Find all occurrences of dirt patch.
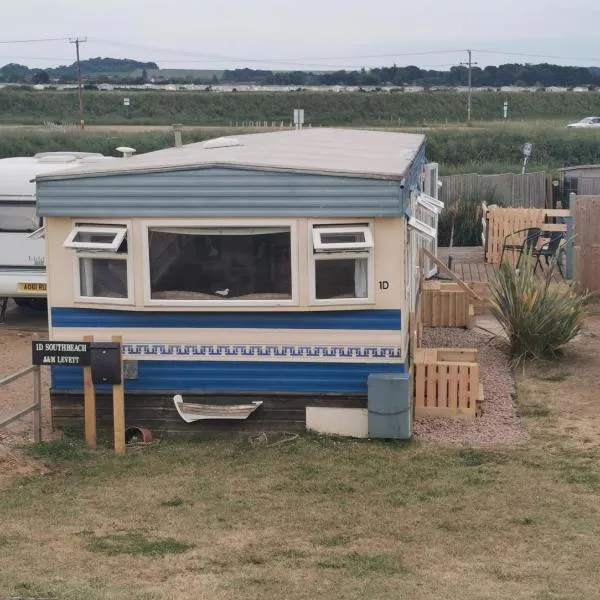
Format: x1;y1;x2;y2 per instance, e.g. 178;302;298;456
516;314;600;450
414;326;528;446
0;444;48;487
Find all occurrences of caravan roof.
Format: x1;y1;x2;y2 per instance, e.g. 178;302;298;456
0;152;116;198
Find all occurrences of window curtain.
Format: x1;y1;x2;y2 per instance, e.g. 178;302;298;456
79;257;95;296
0;204;38;232
354;258;368;298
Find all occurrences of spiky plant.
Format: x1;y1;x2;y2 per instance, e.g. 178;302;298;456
489;253;588;364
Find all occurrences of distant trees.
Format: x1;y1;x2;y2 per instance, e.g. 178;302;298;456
1;59;599;88
32;71;50;85
219;63;600;88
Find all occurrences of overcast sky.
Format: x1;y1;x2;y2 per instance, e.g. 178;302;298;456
2;0;599;71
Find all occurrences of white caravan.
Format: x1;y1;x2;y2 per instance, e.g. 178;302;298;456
0;152;117;317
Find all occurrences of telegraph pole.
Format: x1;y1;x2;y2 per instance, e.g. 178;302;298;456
69;36;87;129
460;49;477;123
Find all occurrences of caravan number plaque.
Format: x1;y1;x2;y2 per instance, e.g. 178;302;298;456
32;341;91;366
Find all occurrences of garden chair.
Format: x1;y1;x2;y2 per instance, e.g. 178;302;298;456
500;227;542;267
532;231;566;277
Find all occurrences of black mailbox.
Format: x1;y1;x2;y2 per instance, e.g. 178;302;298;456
90;342;122;385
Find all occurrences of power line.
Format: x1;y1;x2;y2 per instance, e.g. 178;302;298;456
0;56;72;61
0;37;71;44
474;49;600;63
89;37;465;64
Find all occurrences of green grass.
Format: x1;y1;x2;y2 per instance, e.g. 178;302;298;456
83;531;194;557
2;432;600;599
24;436;90;462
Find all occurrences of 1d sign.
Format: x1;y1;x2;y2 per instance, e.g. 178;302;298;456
32;341;91;366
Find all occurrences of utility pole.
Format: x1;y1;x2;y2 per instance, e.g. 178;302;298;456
69;36;87;129
460;49;477;123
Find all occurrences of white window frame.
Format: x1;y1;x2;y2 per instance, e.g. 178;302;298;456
309;222;374;306
408;216;436;240
69;222;134;305
141;220;299;307
63;225;128;252
424;162;440;199
312;225;373;252
413;192;442;279
417;193;444;214
27;226;46;240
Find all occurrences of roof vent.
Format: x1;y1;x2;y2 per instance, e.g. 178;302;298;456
203;137;242;150
116;146;137;158
34;152;104;163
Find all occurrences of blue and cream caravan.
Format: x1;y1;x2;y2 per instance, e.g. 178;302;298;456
35;128;441;438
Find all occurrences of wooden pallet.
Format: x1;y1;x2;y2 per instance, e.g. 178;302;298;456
420;281;475;327
414;348;479;419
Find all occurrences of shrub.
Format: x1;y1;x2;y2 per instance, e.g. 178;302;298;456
489;254;588;364
438;190;498;247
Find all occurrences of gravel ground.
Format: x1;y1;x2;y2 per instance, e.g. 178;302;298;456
414;326;528;446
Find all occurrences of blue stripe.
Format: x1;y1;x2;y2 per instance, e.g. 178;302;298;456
50;307;401;330
51;360;407;394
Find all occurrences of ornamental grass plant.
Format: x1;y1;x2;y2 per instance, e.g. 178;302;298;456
489;252;588;364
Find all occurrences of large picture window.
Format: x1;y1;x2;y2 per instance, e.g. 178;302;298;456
311;224;373;303
63;224;131;303
147;227;293;302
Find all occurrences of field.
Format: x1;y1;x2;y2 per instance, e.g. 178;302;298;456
3;89;600;126
1;315;600;599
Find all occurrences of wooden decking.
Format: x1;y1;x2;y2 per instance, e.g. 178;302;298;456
437;246;565;284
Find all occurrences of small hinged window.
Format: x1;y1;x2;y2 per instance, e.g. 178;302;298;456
312;225;373;252
27;226;46;240
417;193;444;214
63;225;127;252
408;216;436;240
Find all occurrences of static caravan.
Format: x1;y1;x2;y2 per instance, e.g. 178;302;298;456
36;128;441;438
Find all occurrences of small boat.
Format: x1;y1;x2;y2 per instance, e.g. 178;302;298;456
173;394;263;423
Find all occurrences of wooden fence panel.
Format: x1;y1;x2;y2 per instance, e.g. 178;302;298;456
440;171;547;209
573;196;600;292
486;208;570;264
413;348;479;418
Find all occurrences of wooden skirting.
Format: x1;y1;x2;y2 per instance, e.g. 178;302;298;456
413;348;480;418
50;392;367;438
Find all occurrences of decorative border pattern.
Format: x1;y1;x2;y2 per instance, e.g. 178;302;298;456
123;343;403;363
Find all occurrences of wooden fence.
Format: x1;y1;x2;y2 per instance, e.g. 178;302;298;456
485;208;571;265
414;348;481;418
573;195;600;292
440;171;548;208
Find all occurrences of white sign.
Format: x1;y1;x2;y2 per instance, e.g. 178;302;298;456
123;98;130;106
293;108;305;125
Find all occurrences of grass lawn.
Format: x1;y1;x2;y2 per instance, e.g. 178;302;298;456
1;316;600;600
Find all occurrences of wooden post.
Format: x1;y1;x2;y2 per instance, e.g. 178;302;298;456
32;365;42;443
83;335;96;450
112;335;125;456
32;333;42;443
566;193;576;280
